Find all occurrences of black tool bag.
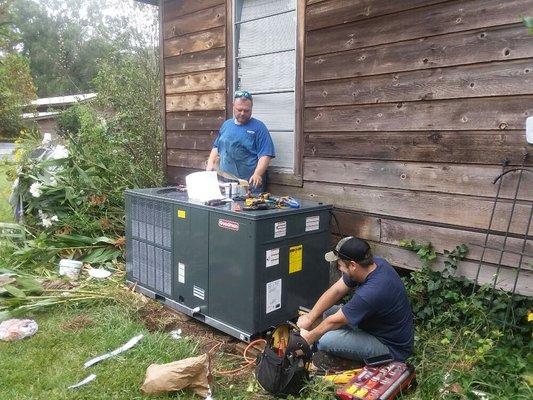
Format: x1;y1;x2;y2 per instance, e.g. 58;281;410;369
255;323;312;397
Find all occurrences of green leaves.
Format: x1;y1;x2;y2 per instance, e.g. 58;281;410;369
0;52;36;137
2;284;26;298
55;233;116;246
399;239;437;269
81;247;121;264
0;268;44;321
0;270;42;296
523;16;533;34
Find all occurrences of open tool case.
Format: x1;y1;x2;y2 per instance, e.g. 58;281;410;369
336;362;415;400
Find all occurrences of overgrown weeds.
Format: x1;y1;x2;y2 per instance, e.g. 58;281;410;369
399;240;532;399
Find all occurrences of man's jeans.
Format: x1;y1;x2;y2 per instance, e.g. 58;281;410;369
316;305;391;361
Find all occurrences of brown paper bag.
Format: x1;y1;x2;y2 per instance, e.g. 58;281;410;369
140;353;211;397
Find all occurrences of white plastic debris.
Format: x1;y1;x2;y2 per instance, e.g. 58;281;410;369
68;374;96;389
41;132;52;146
471;390;489;400
84;334;143;368
0;318;38;341
59;259;83;279
87;268;111;279
169;329;182;340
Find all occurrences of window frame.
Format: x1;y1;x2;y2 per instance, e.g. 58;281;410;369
226;0;304;187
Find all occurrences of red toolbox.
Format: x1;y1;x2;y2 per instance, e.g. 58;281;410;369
336;362;415;400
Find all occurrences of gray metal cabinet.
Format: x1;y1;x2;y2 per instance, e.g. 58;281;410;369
126;187;332;341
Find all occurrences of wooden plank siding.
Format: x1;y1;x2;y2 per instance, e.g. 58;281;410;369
306;0;528;56
300;0;532;293
303;158;533;201
304;131;530;166
162;0;227;184
163;0;225;22
305;0;450;31
163;4;225;39
305;25;533;81
305;59;533;107
165;69;225;94
158;0;533;293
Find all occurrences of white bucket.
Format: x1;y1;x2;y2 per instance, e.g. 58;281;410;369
59;259;83;278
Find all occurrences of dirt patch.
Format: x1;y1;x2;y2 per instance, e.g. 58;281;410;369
137;301;186;332
61;315;94;332
135;298;271;384
136;301;245;356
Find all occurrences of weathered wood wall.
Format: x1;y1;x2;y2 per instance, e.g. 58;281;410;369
276;0;533;296
162;0;227;182
161;0;533;295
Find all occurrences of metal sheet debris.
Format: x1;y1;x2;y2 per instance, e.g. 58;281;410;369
84;334;143;368
68;374;96;389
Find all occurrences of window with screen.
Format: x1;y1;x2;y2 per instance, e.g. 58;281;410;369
233;0;297;172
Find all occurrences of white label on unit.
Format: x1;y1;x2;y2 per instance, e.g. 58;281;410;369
193;285;205;300
266;279;282;314
178;262;185;284
305;215;320;232
274;221;287;238
266;248;280;268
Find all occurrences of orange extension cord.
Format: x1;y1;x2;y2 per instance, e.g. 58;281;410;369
213;338;267;376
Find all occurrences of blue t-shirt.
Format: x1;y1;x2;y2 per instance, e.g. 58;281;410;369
341;257;414;361
213;118;275;191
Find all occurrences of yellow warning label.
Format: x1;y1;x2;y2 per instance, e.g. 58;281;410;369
177;210;186;219
289;245;303;274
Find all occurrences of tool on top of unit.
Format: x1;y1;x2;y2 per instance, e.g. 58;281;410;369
240;193;301;211
217;170;249;198
277;196;300;208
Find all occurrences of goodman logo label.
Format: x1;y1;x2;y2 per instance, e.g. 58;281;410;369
218;219;239;231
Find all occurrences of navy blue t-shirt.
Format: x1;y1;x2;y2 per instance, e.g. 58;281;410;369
213;118;275;192
341;257;414;361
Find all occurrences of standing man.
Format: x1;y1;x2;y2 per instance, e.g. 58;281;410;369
206;90;275;193
297;237;414;366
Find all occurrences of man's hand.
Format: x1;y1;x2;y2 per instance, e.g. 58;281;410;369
297;314;313;330
299;328;315;346
249;173;262;188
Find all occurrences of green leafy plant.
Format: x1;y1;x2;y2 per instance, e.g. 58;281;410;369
399;239;437;268
401;240;532;399
0;53;37;138
523;15;533;34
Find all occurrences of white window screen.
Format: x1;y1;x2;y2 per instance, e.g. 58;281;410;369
234;0;296;171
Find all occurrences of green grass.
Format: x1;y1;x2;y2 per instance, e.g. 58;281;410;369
1;295;530;400
0;163;14;222
0;302;260;400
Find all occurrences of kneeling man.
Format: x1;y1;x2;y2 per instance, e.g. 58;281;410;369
298;237;414;364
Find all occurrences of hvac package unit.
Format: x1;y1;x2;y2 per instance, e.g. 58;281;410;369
125;187;332;341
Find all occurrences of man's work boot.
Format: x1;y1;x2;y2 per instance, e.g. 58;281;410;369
311;351;363;374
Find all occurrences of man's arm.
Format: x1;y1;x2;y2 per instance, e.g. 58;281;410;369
206;148;219;171
297;277;350;330
249;155;271;187
300;308;349;345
